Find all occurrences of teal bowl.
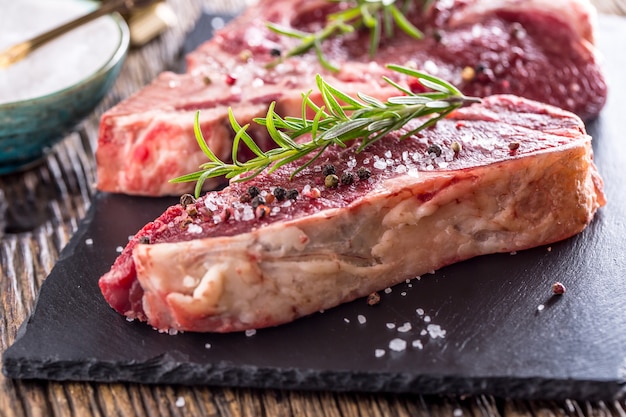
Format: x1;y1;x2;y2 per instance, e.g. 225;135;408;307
0;11;129;174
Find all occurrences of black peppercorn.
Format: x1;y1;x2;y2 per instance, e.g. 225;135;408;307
427;144;442;157
180;193;196;208
286;189;299;200
270;48;281;57
247;186;261;198
341;172;354;185
322;164;336;176
273;186;287;201
138;236;150;244
251;195;266;208
357;167;371;180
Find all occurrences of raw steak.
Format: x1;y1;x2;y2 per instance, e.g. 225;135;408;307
98;95;606;333
96;0;607;196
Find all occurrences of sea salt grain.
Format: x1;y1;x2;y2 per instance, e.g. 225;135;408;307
375;349;386;358
175;396;185;408
0;0;122;104
386;323;396;330
357;315;367;324
389;338;407;352
85;238;93;246
204;343;212;349
412;340;423;349
416;308;424;316
245;329;257;337
115;246;123;253
427;324;447;339
397;323;412;333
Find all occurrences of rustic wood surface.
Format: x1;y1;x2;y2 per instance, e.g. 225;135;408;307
1;0;624;415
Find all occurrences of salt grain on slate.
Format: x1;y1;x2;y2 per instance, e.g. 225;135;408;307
412;340;423;349
115;246;123;253
397;323;412;333
427;324;447;339
357;315;367;324
175;396;185;408
386;323;396;329
384;287;392;294
245;329;257;337
375;349;386;358
389;338;407;352
416;308;424;316
423;315;431;323
537;304;545;312
85;238;93;245
204;343;211;349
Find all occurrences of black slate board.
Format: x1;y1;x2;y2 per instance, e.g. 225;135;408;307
3;14;626;401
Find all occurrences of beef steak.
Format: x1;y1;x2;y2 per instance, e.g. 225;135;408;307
98;95;606;333
96;0;607;196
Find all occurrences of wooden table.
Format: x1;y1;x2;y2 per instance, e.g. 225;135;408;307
1;1;625;415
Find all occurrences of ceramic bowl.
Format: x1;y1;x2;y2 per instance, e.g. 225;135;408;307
0;10;129;174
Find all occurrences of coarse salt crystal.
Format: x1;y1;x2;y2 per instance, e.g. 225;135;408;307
175;396;185;408
384;287;392;294
204;343;211;349
423;315;431;323
384;150;392;158
416;308;424;316
386;323;396;330
245;329;257;337
537;304;545;311
357;315;367;324
373;160;387;170
401;292;407;296
397;323;412;333
427;324;447;339
375;349;386;358
389;338;407;352
115;246;123;253
453;408;463;417
344;318;350;324
412;340;423;349
85;238;93;245
187;224;203;234
420;329;427;336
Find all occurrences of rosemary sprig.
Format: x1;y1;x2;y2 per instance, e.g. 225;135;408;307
171;65;481;198
267;0;424;72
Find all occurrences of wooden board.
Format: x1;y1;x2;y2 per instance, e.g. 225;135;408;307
3;14;626;401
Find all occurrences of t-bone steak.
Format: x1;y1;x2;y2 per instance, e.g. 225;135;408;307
98;95;606;333
96;0;607;196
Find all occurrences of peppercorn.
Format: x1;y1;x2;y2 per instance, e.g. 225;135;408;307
367;292;381;306
322;164;336;176
509;142;520;151
248;186;261;198
286;189;299;200
239;193;252;203
251;195;266;208
255;205;270;219
138;236;150;244
357;167;371;180
427;144;442;157
180;193;196;208
186;206;198;218
265;194;275;204
451;141;462;153
433;30;443;43
220;207;232;222
270;47;281;57
273;186;287;201
341;172;354;185
325;174;339;188
552;282;566;295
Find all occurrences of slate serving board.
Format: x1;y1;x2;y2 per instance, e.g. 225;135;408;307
3;14;626;401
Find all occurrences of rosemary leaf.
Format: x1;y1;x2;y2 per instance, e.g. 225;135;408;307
172;65;480;197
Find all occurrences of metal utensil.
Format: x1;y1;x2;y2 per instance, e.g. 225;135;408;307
0;0;155;69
